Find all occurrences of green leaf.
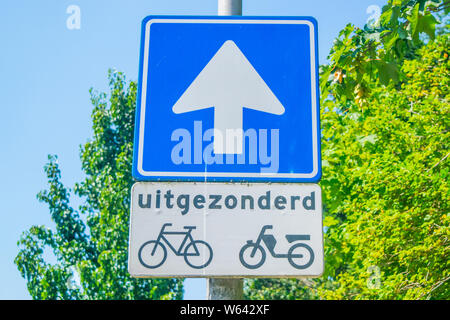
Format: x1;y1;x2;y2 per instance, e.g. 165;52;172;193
418;14;439;40
324;216;340;227
384;32;400;51
377;61;400;85
408;3;421;43
357;134;378;146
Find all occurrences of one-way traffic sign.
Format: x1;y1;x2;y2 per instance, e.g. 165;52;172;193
132;16;321;182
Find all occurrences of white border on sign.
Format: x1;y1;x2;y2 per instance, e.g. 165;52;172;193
137;19;319;179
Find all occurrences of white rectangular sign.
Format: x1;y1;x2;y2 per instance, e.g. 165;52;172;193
128;182;323;277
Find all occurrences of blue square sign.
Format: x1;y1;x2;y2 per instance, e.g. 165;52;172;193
132;16;321;182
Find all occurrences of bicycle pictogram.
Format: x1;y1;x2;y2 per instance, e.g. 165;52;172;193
239;225;314;269
138;223;213;269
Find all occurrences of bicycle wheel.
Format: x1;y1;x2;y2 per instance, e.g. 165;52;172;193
184;240;213;269
138;240;167;269
287;243;314;269
239;243;266;269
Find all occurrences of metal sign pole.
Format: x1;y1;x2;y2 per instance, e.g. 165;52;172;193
218;0;242;16
206;0;244;300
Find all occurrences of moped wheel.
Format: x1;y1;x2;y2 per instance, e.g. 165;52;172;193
184;240;213;269
239;243;266;269
138;240;167;269
287;243;314;269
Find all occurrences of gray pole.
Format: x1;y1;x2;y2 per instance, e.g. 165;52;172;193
206;0;244;301
207;278;243;300
218;0;242;15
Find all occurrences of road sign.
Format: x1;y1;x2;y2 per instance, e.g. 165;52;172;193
132;16;321;182
128;182;323;277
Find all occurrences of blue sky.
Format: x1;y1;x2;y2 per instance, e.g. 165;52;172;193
0;0;386;299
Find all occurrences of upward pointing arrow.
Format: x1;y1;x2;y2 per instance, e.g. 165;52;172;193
172;40;285;154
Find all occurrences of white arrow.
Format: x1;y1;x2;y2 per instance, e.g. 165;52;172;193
172;40;285;154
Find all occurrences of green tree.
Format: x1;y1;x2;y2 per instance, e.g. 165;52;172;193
245;0;449;300
318;34;449;299
15;71;183;300
321;0;447;107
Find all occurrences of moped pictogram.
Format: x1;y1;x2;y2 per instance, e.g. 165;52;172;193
239;225;314;269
